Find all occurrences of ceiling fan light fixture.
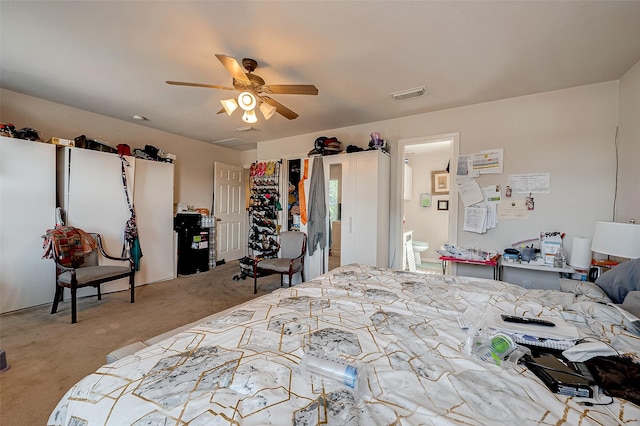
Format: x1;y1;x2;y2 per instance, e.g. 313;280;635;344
238;91;257;111
168;55;317;121
259;102;277;120
242;109;258;124
220;98;238;115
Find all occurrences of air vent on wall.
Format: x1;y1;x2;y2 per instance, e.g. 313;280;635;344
390;86;428;102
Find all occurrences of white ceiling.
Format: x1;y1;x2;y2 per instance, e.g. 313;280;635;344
2;1;640;151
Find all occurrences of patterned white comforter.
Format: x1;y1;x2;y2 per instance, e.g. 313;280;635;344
49;264;640;425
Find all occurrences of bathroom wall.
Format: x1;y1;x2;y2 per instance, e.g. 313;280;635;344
403;144;450;262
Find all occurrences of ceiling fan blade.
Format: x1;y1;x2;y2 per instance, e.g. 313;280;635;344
216;108;226;115
262;84;319;95
166;81;235;90
215;54;251;84
262;96;299;120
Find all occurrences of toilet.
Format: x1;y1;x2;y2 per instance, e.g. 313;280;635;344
412;241;429;265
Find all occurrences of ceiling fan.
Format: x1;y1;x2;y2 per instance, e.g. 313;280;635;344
167;54;318;121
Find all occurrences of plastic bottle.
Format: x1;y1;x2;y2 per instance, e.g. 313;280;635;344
554;242;565;268
475;333;516;366
299;352;366;396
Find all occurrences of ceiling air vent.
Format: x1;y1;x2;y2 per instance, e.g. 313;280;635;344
234;126;260;133
210;138;257;151
390;86;428;102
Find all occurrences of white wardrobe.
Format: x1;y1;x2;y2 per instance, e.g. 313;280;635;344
323;150;390;268
1;137;57;313
57;147;175;297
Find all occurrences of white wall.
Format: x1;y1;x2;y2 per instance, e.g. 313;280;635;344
617;59;640;223
259;81;620;282
0;89;253;211
3;73;633;285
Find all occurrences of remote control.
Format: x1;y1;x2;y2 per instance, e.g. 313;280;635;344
501;314;555;327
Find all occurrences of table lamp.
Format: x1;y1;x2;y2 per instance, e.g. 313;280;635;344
590;220;640;260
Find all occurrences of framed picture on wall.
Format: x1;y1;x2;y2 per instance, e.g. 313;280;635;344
431;170;450;195
437;200;449;211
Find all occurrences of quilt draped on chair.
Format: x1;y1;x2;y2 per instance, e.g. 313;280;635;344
42;226;97;267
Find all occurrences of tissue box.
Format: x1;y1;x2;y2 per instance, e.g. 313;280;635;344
540;232;562;265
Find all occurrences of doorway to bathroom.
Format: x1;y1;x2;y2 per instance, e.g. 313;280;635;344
397;133;459;272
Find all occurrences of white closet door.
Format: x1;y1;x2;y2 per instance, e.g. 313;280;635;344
0;137;56;313
338;150;390;268
64;148;134;295
134;159;175;284
351;151;380;266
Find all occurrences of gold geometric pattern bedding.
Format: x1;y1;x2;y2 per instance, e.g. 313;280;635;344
49;264;640;425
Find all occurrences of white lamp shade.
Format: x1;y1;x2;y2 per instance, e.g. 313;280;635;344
591;221;640;259
242;109;258;124
220;98;238;115
259;102;277;120
237;92;257;111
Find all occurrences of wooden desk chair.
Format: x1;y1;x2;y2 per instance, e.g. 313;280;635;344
44;227;135;323
253;231;306;294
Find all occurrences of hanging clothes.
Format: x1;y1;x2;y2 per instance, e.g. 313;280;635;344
120;156;142;271
298;158;309;225
306;156;326;256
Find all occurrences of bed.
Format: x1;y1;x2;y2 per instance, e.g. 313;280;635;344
49;264;640;425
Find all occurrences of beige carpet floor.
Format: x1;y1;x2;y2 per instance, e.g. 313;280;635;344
0;260;284;426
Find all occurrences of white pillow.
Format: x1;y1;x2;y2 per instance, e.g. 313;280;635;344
559;278;612;303
620;291;640;318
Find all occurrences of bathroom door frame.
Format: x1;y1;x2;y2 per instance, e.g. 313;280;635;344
393;132;459;272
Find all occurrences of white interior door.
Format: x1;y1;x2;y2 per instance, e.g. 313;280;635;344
214;162;244;262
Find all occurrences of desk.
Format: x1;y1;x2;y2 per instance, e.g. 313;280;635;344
501;261;574;276
439;255;501;280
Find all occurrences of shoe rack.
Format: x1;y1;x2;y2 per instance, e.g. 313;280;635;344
248;160;281;260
